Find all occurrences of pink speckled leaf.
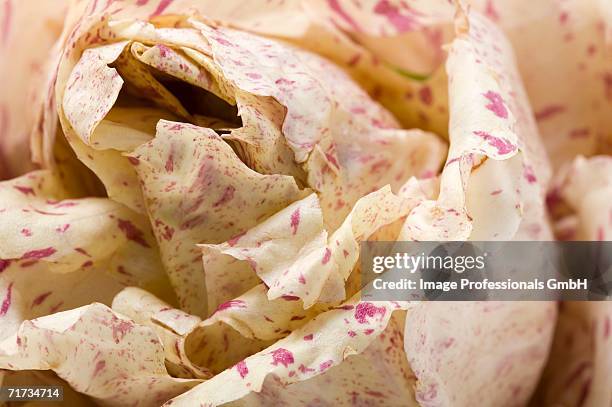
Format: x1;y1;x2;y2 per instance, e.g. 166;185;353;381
0;170;175;340
129;41;232;104
130;120;306;316
532;302;612;407
223;91;307;181
468;0;612;169
58;39;147;213
62;41;129;146
200;193;328;312
401;8;552;241
404;301;557;406
0;303;201;406
112;287;210;379
112;285;311;378
238;312;420;406
59;35;203;212
112;287;420;406
548;155;612;241
191;20;447;220
165;296;410;406
305;112;446;230
181;0;453;137
190;20;351;163
202;184;425;310
537;150;612;407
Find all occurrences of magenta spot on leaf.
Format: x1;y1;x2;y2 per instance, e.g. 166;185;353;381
545;188;562;210
324;152;340;170
303;334;313;341
534;105;566;121
370;160;391;173
523;165;537;184
111;318;134;344
563;361;591;387
150;0;173;18
347;54;361;66
33;209;66;216
322;248;332;265
236;360;248;378
227;231;246;247
319;360;333;372
347;330;357;337
298;274;306;285
165;154;174;172
275;78;295;86
117;219;150;248
0;282;13;316
54;201;78;208
156;219;175;241
21;247;56;260
484;0;499;21
577;379;591;407
327;0;362;32
373;0;415;32
49;301;63;313
158;225;173;241
418;86;433;105
127;156;140;165
157;44;171;58
569;128;590;139
473;131;516;155
290;208;301;235
92;360;106;377
215;299;247;314
441;337;455;348
281;295;300;301
214;36;232;46
298;364;315;374
482;91;508;118
354;302;386;324
55;224;70;233
213;186;236;207
31;291;52;308
271;348;294;368
13;186;35;196
75;248;90;257
0;259;11;273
